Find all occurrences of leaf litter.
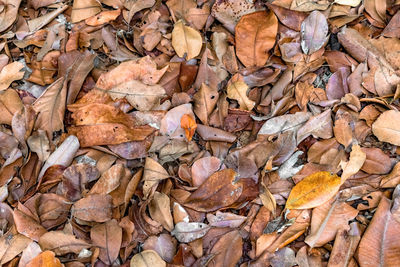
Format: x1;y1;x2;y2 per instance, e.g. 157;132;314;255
0;0;400;266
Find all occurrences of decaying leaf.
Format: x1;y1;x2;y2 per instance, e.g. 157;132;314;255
171;222;210;243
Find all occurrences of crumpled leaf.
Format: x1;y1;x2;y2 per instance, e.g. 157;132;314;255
0;62;25;90
301;10;329;55
235;10;278;67
171;222;210;243
372;110;400;146
227;81;255;111
171;20;202;60
27;130;51;162
286;171;341;210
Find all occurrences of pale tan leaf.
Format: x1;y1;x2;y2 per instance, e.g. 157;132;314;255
171;20;202;60
340;144;366;183
0;62;25;91
372;110;400;146
227;81;255;111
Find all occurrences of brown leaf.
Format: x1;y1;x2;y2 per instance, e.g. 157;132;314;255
171;222;210;243
191;156;221;187
0;62;25;91
305;197;358;247
143;234;177;263
71;194;113;223
356;196;400;266
26;250;62;267
171;20;202;60
360;147;392;174
300;11;329;55
193;83;219;125
130;250;166;267
0;0;21;32
27;130;50;162
208;230;242;267
372;110;400;146
142;157;169;199
266;3;306;31
227;81;255;111
297;109;333;144
71;0;101;23
383;11;400;38
149;192;174;232
340;144;366;183
184;169;242;212
91;219;122;265
286;171;341;210
235;11;278;67
0;89;23;125
32;77;67;140
13;209;47;241
38;231;90;255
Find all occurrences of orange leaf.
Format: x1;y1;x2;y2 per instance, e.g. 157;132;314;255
286;171;341;209
180;114;197;141
26;251;62;267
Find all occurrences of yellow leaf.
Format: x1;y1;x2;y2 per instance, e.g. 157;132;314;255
172;20;202;60
286;171;341;210
227;81;255;111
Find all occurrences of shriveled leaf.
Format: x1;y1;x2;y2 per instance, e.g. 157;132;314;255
27;130;51;162
301;10;329;55
227;81;255;111
171;222;210;243
130;250;166;267
286;171;341;209
172;20;202;60
372;110;400;146
235;11;278;67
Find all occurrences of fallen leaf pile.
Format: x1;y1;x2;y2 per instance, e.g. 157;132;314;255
2;0;400;266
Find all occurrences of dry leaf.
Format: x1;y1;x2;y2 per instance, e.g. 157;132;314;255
0;89;23;125
171;222;210;243
286;171;341;210
301;10;329;55
71;0;101;23
130;250;166;267
171;20;202;60
91;219;122;265
372;110;400;146
149;192;174;231
235;11;278;67
180;114;197;141
227;81;255;111
26;250;62;267
340;144;366;183
0;62;25;90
